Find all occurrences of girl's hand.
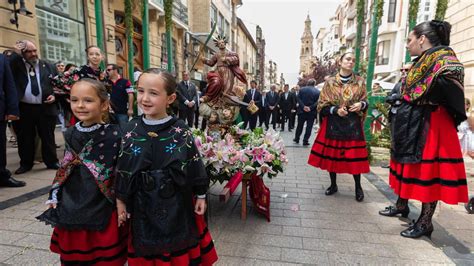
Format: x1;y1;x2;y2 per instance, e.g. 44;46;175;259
349;102;363;112
337;106;348;117
194;198;207;215
116;199;128;227
48;203;57;209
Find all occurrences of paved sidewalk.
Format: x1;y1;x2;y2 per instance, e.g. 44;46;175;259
0;128;473;265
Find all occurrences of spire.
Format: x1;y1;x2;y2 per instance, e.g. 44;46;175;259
302;14;313;39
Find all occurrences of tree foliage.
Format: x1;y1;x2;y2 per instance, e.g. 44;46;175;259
435;0;448;20
298;61;337;87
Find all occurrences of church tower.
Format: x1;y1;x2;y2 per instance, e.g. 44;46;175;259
299;14;314;75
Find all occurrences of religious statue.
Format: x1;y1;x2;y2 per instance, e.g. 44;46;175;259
199;34;247;125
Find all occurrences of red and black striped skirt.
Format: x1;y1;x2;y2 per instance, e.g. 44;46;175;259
127;213;218;266
389;106;468;204
50;210;128;266
308;117;370;174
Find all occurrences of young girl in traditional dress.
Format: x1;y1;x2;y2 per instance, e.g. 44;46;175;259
116;68;218;265
37;78;127;265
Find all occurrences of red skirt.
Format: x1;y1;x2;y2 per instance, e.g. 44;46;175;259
50;211;128;266
308;117;370;174
127;213;218;266
389;107;468;204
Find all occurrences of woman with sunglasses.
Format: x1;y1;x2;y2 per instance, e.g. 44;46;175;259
379;20;468;238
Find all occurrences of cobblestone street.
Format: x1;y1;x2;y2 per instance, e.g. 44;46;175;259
0;129;472;265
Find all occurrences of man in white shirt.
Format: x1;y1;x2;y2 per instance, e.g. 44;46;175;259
9;40;59;174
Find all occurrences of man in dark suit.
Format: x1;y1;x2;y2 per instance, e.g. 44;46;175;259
293;79;320;146
0;54;24;187
278;84;296;132
258;90;268;129
266;84;280;130
176;72;197;127
289;85;300;130
9;40;59;174
242;80;262;130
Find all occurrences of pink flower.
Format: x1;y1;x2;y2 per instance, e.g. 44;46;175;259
174;127;182;133
414;86;423;94
425;76;433;86
125;132;132;139
432;63;442;73
403;95;411;101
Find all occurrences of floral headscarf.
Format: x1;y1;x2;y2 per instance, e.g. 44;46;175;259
402;46;464;103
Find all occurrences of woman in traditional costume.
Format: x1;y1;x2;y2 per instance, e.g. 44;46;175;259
116;68;218;265
37;78;127;265
308;51;370;202
379;20;468;238
51;45;110;126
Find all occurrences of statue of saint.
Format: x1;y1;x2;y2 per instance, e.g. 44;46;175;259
199;34;247;124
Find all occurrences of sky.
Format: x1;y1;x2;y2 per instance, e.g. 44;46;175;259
237;0;342;86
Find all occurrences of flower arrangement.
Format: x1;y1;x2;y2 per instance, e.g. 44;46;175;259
193;123;288;184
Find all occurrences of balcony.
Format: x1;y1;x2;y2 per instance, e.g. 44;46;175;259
172;1;188;29
344;23;356;40
347;8;356;19
148;0;188;29
149;0;164;12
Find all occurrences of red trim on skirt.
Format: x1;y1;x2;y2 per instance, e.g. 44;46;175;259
308;117;370;174
50;210;128;266
127;213;218;266
389;106;468;204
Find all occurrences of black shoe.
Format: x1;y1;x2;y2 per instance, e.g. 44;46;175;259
355;187;364;202
14;166;32;175
0;177;26;187
400;223;433;239
379;205;410;218
46;163;60;170
302;142;310;146
325;185;338;195
293;139;299;144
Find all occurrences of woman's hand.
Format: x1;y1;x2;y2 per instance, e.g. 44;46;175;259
48;203;57;209
116;199;129;227
194;198;207;215
349;102;363;112
337;106;348;117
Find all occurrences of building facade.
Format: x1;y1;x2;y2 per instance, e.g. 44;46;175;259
236;17;257;85
446;0;474;100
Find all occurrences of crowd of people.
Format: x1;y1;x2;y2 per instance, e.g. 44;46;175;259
0;18;472;265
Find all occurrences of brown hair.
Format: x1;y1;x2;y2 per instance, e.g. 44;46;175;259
85;45;102;54
72;78;110;121
138;68;177;95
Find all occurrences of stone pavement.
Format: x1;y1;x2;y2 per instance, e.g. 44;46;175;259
0;127;473;265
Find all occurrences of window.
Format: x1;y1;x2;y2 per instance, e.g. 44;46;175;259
210;4;217;24
425;15;429;21
218;14;225;35
225;21;230;40
376;40;390;65
36;0;86;65
425;1;430;11
160;34;178;75
388;0;397;23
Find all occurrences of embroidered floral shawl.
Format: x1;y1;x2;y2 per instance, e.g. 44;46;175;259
317;73;367;114
51;124;121;203
402;46;464;103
